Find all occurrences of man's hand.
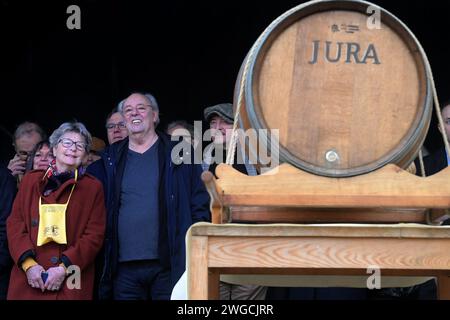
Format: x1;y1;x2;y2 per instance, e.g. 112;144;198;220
26;264;46;292
7;154;26;177
44;266;66;291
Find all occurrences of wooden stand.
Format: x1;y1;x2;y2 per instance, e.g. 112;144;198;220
202;163;450;224
187;163;450;299
187;222;450;299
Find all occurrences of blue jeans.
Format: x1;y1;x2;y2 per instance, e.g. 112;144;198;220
113;260;171;300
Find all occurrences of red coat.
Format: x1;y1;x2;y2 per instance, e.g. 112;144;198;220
7;170;105;300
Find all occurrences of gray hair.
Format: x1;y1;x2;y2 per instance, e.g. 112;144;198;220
166;120;194;137
49;121;93;152
13;122;47;146
118;92;160;126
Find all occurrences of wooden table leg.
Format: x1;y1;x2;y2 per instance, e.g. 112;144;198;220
438;275;450;300
188;236;209;299
208;270;220;300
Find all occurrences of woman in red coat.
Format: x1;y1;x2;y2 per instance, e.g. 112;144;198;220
7;122;105;300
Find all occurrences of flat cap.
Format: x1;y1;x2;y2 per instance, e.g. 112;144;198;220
204;103;234;124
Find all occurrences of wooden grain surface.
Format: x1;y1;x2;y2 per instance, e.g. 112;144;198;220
207;236;450;271
187;236;209;299
187;223;450;299
229;207;427;224
191;222;450;239
214;163;450;208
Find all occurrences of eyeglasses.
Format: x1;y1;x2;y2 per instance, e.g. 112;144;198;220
106;122;127;130
58;138;87;151
123;104;152;117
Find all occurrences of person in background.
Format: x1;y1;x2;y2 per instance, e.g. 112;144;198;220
416;99;450;176
25;140;54;172
203;103;265;300
203;103;257;177
84;137;106;167
0;164;17;299
6;121;105;300
84;103;129;195
166;120;194;137
166;120;200;149
105;106;128;145
7;122;46;186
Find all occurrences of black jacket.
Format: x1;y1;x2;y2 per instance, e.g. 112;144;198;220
0;165;16;271
87;133;210;299
415;148;446;177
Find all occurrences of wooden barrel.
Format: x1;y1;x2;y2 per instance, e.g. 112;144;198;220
234;0;432;177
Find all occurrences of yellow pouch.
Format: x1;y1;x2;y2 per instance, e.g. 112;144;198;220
37;169;77;246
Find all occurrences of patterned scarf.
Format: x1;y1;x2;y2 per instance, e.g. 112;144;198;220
43;159;85;196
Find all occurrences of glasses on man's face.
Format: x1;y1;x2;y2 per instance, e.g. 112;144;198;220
123;104;152;117
106;122;127;130
58;138;87;151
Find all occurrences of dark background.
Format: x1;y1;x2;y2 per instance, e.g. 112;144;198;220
1;0;449;163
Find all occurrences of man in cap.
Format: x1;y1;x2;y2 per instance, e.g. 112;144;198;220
203;103;265;300
203;103;257;177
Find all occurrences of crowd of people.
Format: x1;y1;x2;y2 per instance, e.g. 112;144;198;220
1;92;449;300
0;92;211;300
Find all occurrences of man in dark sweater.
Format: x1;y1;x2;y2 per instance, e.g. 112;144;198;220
88;92;210;300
